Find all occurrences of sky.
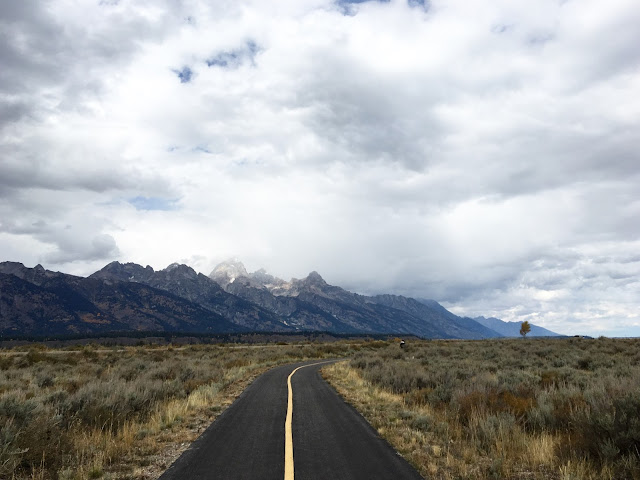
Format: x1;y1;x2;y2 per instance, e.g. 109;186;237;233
1;0;639;337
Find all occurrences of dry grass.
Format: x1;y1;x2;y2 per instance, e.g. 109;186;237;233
0;341;361;479
323;337;640;480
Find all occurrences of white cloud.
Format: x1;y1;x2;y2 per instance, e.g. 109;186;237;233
1;0;639;336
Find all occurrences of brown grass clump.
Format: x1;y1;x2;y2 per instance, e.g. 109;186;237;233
323;337;640;480
0;341;360;479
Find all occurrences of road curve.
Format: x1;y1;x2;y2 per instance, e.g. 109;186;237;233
159;360;424;480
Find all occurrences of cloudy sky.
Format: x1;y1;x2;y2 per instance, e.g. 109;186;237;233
1;0;639;336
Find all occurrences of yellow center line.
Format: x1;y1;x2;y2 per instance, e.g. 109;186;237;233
284;360;336;480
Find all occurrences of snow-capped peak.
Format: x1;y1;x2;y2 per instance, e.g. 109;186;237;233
209;259;249;284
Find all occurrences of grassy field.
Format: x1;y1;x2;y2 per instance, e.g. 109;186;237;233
323;337;640;480
0;341;360;479
4;337;639;479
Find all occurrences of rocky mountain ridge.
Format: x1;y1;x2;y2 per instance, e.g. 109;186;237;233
90;261;289;331
208;260;502;339
0;259;558;339
0;262;242;336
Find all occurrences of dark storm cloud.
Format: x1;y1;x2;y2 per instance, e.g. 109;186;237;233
0;157;131;194
0;204;120;266
44;233;120;265
0;140;173;198
0;0;185;120
295;57;445;170
0;98;33;128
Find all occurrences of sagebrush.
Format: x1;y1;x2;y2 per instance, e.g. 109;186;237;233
0;341;358;479
325;337;640;480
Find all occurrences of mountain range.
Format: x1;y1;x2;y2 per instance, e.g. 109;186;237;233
0;260;559;339
474;316;561;337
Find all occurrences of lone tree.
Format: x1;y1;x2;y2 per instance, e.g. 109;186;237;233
520;321;531;338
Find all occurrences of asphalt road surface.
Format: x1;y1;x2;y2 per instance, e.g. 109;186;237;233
159;360;424;480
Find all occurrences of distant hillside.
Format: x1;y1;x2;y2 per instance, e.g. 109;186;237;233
474;316;561;337
372;295;501;340
209;260;502;339
0;262;243;337
1;259;505;340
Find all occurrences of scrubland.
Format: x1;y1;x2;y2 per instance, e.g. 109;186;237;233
324;337;640;480
0;341;357;479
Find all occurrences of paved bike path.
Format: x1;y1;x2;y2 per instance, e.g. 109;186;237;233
159;360;424;480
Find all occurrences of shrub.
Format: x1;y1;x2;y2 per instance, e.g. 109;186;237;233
0;419;22;477
411;414;432;432
37;374;55;388
470;412;518;453
568;389;640;462
333;338;640;479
